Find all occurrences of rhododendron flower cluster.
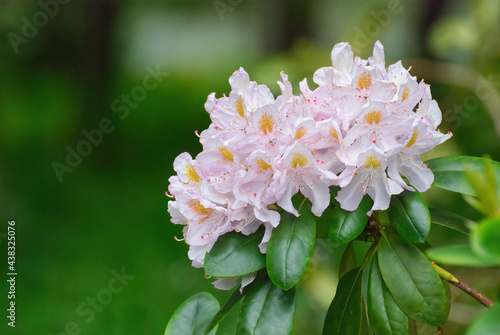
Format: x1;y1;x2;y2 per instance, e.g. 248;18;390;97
167;41;451;269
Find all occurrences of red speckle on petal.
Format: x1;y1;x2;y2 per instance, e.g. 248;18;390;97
314;183;317;186
207;179;210;182
215;126;219;129
421;117;424;120
372;140;376;143
307;99;310;102
253;193;257;197
201;236;204;239
321;161;324;164
316;159;320;162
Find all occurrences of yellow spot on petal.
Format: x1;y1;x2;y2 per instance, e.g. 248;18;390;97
291;153;308;168
236;98;245;118
364;155;380;169
406;130;419;147
218;147;234;162
402;86;410;102
184;164;202;183
329;127;339;140
259;113;274;134
357;72;372;90
188;199;213;223
256;158;272;171
294;126;307;140
363;110;382;125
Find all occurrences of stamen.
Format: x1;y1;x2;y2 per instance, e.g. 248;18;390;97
174;236;185;241
360;172;373;193
194;130;200;138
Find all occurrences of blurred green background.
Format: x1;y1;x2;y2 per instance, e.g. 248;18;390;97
1;0;500;334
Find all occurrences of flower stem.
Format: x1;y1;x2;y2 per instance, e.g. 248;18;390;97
431;262;494;309
360;241;379;270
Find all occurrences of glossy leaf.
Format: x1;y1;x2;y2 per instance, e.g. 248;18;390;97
426;156;500;196
368;256;408;335
388;190;430;243
378;233;448;326
329;196;372;245
465;303;500;335
429;208;472;235
339;241;357;279
323;267;363;335
426;244;500;267
165;292;219;335
267;207;316;290
237;279;296;335
205;272;264;335
205;227;265;277
471;217;500;262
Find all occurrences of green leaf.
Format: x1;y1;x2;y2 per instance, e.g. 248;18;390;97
388;190;430;243
329;196;372;245
429;208;472;235
323;267;363;335
426;156;500;196
205;272;264;335
465;303;500;335
237;279;296;335
339;241;357;279
426;244;500;267
368;256;408;335
205;227;265;277
471;217;500;262
378;233;448;326
267;206;316;290
165;292;220;335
